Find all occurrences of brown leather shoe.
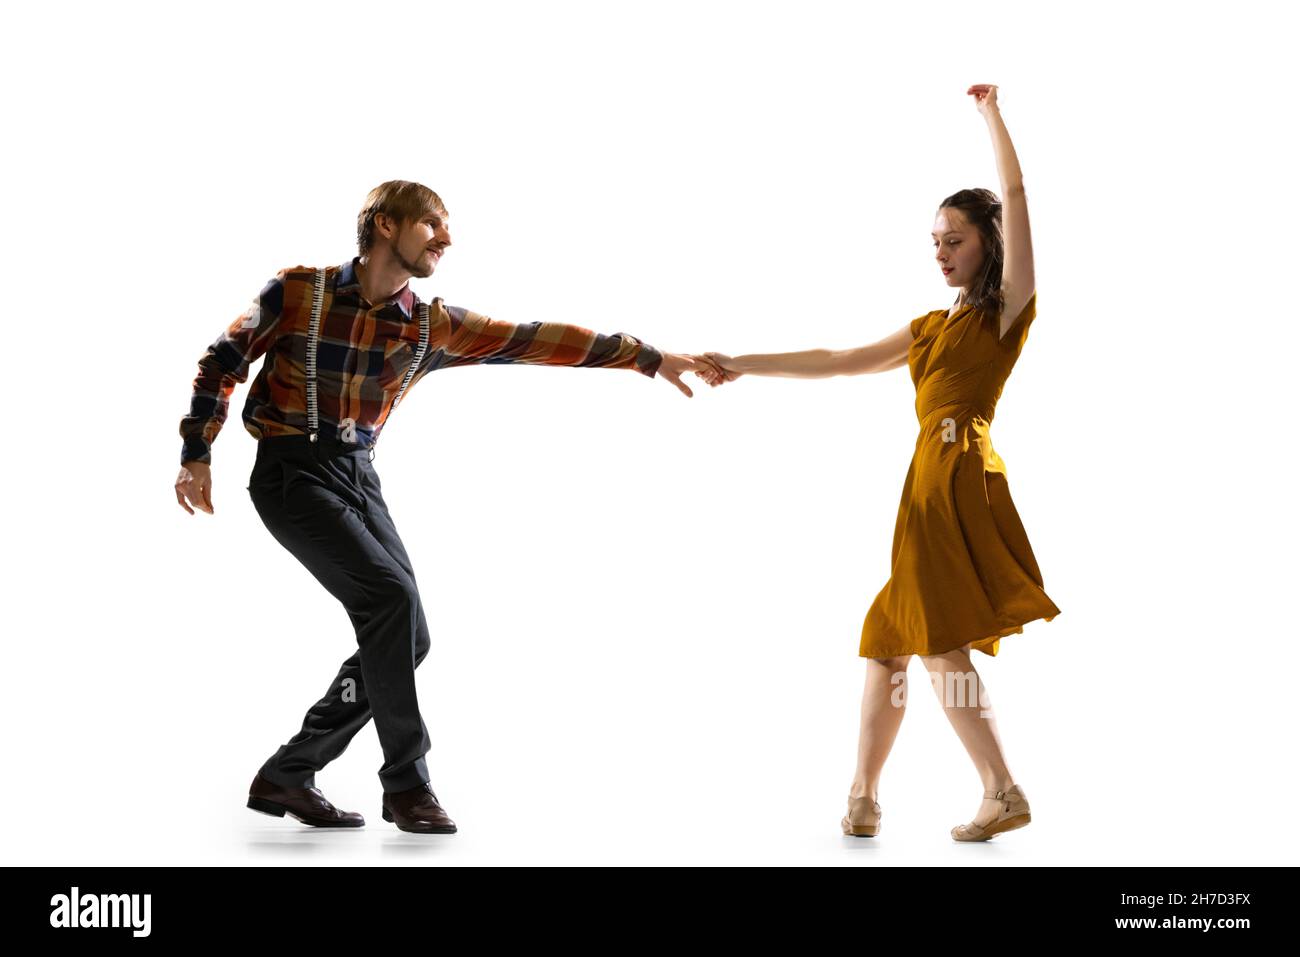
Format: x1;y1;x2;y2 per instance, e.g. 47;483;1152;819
381;782;457;833
246;772;365;827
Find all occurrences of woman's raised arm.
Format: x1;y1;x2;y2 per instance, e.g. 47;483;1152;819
970;84;1036;339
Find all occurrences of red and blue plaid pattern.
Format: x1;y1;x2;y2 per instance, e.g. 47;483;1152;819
180;257;664;464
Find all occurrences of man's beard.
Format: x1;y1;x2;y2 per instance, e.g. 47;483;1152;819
390;236;433;277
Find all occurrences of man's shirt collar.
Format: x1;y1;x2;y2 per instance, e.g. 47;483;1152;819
337;256;415;320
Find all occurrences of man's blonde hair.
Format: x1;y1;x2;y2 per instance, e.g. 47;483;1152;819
357;181;448;254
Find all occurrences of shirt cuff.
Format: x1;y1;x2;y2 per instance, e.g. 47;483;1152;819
181;437;212;466
634;341;665;378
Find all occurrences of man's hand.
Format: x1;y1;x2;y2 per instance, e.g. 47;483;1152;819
176;461;214;515
693;352;744;387
657;352;724;398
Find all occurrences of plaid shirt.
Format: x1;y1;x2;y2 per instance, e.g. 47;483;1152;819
180;257;665;465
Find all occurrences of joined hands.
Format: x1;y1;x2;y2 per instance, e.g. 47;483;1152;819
689;352;743;388
657;352;741;395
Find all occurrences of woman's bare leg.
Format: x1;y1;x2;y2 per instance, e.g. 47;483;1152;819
848;655;912;800
918;641;1018;828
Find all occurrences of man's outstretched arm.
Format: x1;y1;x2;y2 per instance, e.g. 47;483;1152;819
436;305;715;396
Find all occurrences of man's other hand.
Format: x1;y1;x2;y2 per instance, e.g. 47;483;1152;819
176;461;214;515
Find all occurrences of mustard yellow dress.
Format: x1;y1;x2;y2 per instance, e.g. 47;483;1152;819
860;291;1060;658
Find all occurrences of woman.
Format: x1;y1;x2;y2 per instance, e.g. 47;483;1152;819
693;85;1060;841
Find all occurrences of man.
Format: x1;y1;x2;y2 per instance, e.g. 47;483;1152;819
174;180;718;834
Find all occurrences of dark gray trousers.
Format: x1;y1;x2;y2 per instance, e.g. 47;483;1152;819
246;434;432;794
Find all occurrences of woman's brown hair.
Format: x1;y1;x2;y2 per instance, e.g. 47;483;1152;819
357;181;448;255
937;188;1006;319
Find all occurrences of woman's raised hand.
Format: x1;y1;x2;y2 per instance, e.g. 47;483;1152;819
967;83;999;116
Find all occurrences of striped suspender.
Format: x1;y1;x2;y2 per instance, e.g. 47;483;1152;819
305;269;327;444
304;268;430;462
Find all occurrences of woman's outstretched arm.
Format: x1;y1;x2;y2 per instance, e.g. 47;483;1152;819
694;321;914;382
970;84;1036;339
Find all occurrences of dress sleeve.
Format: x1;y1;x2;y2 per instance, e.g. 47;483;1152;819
910;311;931;340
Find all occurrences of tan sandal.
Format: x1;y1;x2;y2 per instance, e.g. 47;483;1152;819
841;795;882;837
951;784;1031;842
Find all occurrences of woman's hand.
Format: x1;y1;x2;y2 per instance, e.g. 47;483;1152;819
657;352;722;397
697;352;744;386
967;83;999;117
687;354;726;387
684;353;731;387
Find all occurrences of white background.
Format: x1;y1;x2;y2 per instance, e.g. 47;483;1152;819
3;0;1296;866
